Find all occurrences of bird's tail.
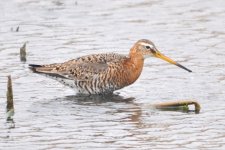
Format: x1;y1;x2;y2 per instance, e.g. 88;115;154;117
29;63;75;87
29;64;58;73
29;64;43;72
29;63;68;78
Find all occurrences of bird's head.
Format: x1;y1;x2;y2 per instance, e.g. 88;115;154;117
130;39;192;72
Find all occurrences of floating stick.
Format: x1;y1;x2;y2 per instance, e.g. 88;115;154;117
153;100;201;113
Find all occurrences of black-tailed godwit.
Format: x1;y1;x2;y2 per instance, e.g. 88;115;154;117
29;39;191;94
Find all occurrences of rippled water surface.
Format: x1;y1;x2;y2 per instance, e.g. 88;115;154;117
1;0;225;149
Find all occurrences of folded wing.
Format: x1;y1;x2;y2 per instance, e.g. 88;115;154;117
29;53;127;82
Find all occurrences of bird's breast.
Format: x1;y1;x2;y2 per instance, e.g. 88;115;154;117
109;57;144;88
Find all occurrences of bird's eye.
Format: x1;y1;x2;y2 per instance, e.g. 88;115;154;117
145;46;150;49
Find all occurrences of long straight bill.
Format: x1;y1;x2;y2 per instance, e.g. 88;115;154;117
155;52;192;72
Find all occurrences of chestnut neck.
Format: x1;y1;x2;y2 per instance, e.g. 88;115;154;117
123;48;145;85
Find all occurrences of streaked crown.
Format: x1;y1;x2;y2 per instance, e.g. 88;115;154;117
130;39;158;58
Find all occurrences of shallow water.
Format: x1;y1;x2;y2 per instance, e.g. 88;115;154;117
0;0;225;149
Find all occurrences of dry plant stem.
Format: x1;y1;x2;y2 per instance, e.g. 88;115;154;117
16;26;19;32
20;42;26;62
7;75;14;117
154;100;201;113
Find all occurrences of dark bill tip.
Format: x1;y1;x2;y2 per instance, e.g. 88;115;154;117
176;63;192;72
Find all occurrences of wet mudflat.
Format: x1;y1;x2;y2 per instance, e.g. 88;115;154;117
0;0;225;149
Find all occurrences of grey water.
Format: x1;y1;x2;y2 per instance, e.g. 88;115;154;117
0;0;225;149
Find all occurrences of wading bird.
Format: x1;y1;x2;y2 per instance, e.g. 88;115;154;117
29;39;191;95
